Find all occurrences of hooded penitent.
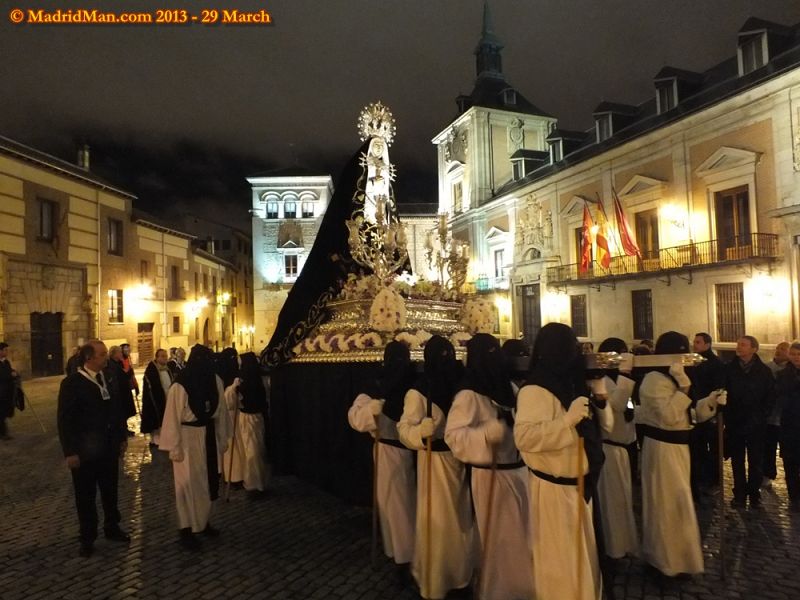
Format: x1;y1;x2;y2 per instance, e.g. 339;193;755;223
378;341;416;422
598;337;628;383
412;335;463;417
464;333;516;423
527;322;604;500
238;352;268;414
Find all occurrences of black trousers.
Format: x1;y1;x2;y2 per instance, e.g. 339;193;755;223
763;424;780;481
70;451;121;544
690;420;720;495
784;455;800;502
728;428;765;500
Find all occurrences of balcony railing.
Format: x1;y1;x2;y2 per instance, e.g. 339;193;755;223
546;233;779;286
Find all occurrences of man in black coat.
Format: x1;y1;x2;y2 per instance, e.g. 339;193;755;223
0;342;17;440
140;348;172;445
777;342;800;513
57;340;130;557
724;335;775;509
689;332;726;497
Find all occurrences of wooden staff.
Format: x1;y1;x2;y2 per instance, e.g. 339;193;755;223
224;390;240;502
425;398;433;600
576;436;586;599
717;408;726;580
371;415;380;568
476;450;498;600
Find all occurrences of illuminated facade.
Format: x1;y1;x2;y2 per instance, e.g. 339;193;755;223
438;12;800;353
0;137;249;376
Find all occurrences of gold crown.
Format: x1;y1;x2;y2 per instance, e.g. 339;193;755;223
357;101;396;146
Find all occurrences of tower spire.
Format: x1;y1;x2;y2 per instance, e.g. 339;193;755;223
474;0;504;80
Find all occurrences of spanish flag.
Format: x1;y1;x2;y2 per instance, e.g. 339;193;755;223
612;187;642;258
579;203;593;274
595;201;611;269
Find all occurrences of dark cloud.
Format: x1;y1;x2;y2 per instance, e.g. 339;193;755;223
2;0;799;224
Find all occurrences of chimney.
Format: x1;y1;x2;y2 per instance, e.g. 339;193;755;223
77;144;90;171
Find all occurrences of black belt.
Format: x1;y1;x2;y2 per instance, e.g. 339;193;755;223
180;421;208;428
425;439;450;452
473;460;525;471
602;439;631;448
379;438;412;450
529;468;578;486
640;424;690;445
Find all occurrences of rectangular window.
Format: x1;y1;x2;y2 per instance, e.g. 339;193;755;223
302;202;314;218
108;289;124;323
550;141;562;163
140;260;149;283
570;294;588;338
107;218;123;255
212;275;217;298
285;254;298;277
203;273;208;294
172;316;181;333
740;35;765;75
494;249;505;279
267;202;279;219
635;209;660;260
632;289;654;341
512;161;524;181
596;115;612;142
170;265;180;299
39;199;56;240
716;282;745;343
657;82;676;113
194;272;199;297
284;201;296;219
715;185;751;259
452;181;463;214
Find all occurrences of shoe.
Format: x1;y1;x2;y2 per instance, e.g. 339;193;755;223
79;543;94;558
201;523;220;537
730;497;746;509
104;527;131;542
179;528;201;551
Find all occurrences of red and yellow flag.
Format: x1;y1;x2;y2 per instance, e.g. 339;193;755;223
613;188;642;258
595;202;611;269
579;203;593;274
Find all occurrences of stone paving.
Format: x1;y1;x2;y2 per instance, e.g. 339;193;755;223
1;375;799;599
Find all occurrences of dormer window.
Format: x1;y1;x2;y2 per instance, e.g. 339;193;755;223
503;89;517;105
595;115;612;143
656;80;677;113
512;160;524;181
550;140;563;163
738;33;767;75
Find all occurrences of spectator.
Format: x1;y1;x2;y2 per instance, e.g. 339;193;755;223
141;348;172;446
0;342;18;441
777;342;800;513
65;346;81;376
724;335;775;509
764;341;790;489
108;346;137;436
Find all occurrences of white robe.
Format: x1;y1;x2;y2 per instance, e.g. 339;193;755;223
514;384;602;600
597;374;639;559
160;376;230;532
348;392;416;564
636;371;718;576
222;378;270;491
398;389;477;600
445;389;533;600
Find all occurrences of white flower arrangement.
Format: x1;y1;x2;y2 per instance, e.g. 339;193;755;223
318;334;333;353
395;328;435;349
369;287;407;332
304;336;317;352
450;331;472;348
329;333;350;352
359;332;382;348
338;271;460;303
460;298;494;334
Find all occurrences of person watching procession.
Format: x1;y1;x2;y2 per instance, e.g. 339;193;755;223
56;340;130;557
595;337;639;561
108;346;138;437
167;347;187;377
65;345;81;376
688;332;726;500
445;333;533;600
636;331;728;578
159;344;230;551
0;342;19;441
141;348;172;447
514;322;613;600
223;352;270;498
724;335;775;509
398;335;475;600
120;343;140;410
764;341;790;490
776;342;800;513
348;341;417;584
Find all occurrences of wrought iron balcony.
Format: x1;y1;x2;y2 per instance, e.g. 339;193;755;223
546;233;779;287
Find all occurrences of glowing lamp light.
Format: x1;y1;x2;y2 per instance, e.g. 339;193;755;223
494;296;512;318
659;204;687;229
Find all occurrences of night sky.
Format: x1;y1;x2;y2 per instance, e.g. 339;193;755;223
2;0;800;228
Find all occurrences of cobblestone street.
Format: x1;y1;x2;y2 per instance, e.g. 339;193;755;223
1;375;799;599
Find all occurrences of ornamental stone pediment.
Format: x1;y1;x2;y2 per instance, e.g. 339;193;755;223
617;175;667;198
696;146;760;180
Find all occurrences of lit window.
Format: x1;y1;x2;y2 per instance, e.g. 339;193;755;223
108;289;124;323
285;254;298;277
284;201;296;219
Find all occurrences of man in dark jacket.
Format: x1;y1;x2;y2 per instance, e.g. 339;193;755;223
689;333;726;497
140;348;172;445
777;342;800;513
57;340;130;557
0;342;18;440
724;335;775;509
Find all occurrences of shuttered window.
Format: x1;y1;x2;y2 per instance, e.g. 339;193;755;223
716;282;745;342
